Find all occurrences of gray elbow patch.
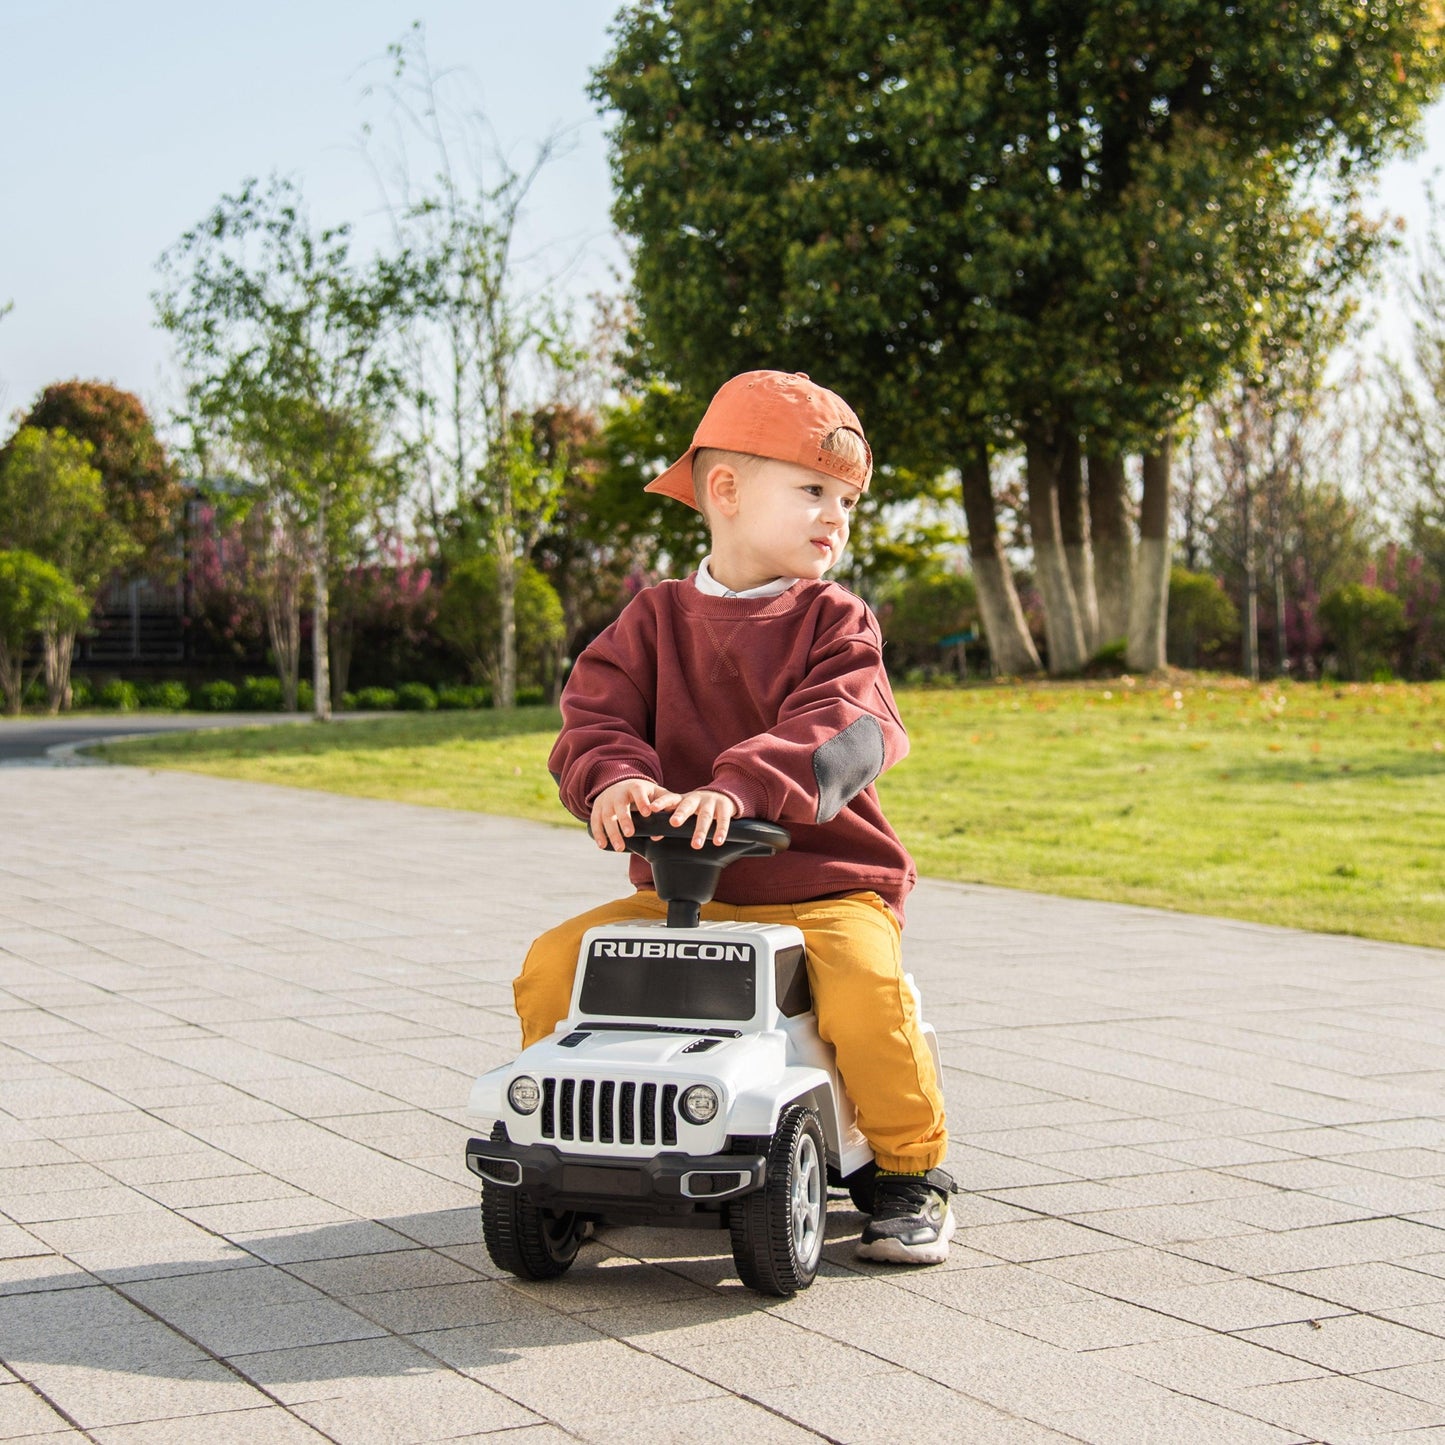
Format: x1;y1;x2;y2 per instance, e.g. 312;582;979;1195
812;715;886;823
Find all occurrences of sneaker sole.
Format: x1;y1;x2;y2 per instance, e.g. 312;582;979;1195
854;1206;956;1265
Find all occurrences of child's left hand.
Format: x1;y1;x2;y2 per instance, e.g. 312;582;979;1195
660;788;738;849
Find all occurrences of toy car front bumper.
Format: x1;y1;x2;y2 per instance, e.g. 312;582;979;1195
465;1136;767;1207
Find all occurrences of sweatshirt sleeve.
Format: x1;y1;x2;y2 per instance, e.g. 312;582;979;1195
547;601;664;821
708;597;909;825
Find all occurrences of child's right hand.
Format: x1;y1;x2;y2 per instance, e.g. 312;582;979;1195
590;778;678;852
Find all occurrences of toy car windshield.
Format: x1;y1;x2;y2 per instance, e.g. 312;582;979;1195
578;943;756;1022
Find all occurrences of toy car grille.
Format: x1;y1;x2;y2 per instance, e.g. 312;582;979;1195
539;1077;678;1147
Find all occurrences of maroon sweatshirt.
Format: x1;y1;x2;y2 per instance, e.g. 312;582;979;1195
548;576;917;920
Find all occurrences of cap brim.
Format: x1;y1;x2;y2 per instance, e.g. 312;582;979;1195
643;448;701;510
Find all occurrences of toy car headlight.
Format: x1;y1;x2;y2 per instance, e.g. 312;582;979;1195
508;1076;541;1114
680;1084;719;1125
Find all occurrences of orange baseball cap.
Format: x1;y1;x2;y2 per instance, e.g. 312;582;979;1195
645;370;873;510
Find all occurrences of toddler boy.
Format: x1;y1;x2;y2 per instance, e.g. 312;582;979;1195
514;370;952;1263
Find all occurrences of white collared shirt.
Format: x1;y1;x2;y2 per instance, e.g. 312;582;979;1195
695;555;799;599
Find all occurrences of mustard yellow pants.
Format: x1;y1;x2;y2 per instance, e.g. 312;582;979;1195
513;889;948;1173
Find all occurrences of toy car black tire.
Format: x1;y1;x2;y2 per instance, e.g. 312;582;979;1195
480;1124;587;1280
728;1104;827;1297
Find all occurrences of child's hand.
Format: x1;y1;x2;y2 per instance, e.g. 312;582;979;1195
590;778;674;851
665;789;738;849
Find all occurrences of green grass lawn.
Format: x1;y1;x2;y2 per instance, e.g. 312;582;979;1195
99;677;1445;948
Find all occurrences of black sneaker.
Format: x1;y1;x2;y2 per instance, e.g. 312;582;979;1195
855;1168;957;1264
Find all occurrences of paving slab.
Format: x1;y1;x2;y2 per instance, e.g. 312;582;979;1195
1;766;1444;1442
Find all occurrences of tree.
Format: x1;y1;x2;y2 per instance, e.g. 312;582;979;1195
157;176;402;716
595;1;1445;675
15;382;184;572
1388;192;1445;624
1166;566;1239;670
365;26;583;707
435;555;565;695
0;426;137;710
1196;212;1374;678
1320;582;1406;680
0;551;87;715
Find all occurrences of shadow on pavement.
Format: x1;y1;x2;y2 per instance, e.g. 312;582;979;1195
0;1204;876;1381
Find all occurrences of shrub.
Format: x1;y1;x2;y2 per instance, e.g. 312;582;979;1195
1320;584;1407;681
139;680;189;711
195;679;238;711
1083;639;1129;677
353;686;399;710
435;555;564;692
21;677;46;708
878;570;980;675
68;676;92;709
237;675;283;710
436;684;490;710
397;682;438;711
95;678;140;711
341;691;358;711
516;684;546;706
1167;567;1239;668
298;681;314;712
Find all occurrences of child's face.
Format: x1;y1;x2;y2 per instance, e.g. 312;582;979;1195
709;458;860;590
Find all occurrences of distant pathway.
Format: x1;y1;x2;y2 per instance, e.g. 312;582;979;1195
0;712;315;763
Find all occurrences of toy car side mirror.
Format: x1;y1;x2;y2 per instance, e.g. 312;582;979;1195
623;817;790;928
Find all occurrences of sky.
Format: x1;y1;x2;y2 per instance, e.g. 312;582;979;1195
0;0;623;423
3;1;1445;433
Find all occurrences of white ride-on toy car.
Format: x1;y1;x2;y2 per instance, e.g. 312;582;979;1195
464;817;942;1296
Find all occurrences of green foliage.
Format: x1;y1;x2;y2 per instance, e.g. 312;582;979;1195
353;686;399;710
878;570;979;674
95;678;140;711
237;675;284;711
1083;639;1130;678
435;555;565;692
69;676;92;709
195;679;238;711
0;550;88;713
157;174;405;715
0;426;138;596
1168;567;1241;668
396;682;438;711
595;2;1444;469
14;382;183;570
1320;583;1407;681
436;683;491;710
138;680;190;711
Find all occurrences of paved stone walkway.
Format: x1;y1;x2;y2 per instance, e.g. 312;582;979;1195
3;769;1445;1443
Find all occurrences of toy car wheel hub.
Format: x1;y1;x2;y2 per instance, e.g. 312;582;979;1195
790;1130;823;1261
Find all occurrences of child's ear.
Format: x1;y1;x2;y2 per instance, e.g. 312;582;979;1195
706;463;742;517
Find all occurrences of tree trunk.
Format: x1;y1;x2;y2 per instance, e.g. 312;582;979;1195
1273;539;1288;676
311;491;332;720
1025;425;1087;674
42;625;77;713
330;607;354;705
1057;432;1099;656
1241;478;1259;682
958;447;1041;675
262;556;301;712
1087;448;1134;646
265;599;301;712
1126;442;1173;672
0;641;22;715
